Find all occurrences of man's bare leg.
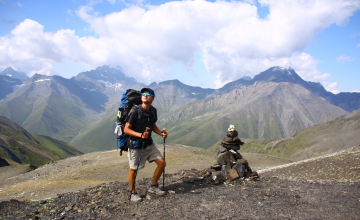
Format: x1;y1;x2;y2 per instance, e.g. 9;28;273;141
128;168;137;193
151;158;166;186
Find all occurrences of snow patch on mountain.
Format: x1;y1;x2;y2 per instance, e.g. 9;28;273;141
99;80;122;91
35;79;51;83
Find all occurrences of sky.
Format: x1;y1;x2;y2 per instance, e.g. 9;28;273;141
0;0;359;93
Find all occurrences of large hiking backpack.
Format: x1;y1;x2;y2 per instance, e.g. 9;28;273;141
115;89;142;155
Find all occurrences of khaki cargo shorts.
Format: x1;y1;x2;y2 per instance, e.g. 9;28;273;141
127;143;163;170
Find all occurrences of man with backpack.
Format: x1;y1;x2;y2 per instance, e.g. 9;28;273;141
124;88;168;203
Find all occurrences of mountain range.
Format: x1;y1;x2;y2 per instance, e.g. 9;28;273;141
155;81;347;149
0;65;359;153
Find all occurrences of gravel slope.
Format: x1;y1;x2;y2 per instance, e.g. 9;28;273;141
1;146;359;219
0;174;359;219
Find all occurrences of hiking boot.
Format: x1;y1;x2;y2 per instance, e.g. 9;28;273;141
130;192;142;203
148;185;166;196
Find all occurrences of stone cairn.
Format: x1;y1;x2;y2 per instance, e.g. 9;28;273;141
181;125;258;184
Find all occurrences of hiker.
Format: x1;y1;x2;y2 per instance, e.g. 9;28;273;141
124;88;168;203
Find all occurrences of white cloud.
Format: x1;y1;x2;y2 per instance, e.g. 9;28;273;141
17;2;22;7
323;82;340;94
336;55;355;62
30;62;56;76
357;43;360;48
1;0;360;87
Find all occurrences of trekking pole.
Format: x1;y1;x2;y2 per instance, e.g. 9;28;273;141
162;128;166;190
129;127;150;202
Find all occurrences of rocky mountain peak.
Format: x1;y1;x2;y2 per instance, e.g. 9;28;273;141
0;67;29;81
252;66;303;84
74;65;136;84
158;79;186;87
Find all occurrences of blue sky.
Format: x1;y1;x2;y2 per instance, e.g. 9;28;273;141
0;0;359;93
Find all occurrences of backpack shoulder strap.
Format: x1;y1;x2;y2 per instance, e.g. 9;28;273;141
132;105;142;122
150;106;156;121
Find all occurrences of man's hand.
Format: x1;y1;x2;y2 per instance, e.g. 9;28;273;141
161;132;167;139
142;131;150;139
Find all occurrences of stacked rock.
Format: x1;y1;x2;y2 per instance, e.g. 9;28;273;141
211;125;258;184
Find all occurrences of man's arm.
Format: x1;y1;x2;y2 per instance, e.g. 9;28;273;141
124;122;150;139
152;123;167;139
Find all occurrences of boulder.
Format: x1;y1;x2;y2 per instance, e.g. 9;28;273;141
217;152;233;165
218;145;227;153
233;163;245;178
222;163;231;174
228;169;240;181
221;143;240;151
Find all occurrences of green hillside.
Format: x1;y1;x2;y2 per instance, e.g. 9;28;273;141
0;116;83;167
0;76;98;143
261;109;360;161
32;134;83;160
70;110;117;153
210;110;360;161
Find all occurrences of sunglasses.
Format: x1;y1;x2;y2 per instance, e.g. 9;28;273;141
142;93;154;97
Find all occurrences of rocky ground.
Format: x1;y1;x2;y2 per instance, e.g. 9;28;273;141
0;174;359;219
0;146;359;219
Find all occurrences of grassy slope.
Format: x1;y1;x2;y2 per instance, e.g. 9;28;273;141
223;110;360;161
70;108;117;153
0;116;83;167
0;96;34;125
264;110;360;161
32;134;83;160
22;92;91;143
